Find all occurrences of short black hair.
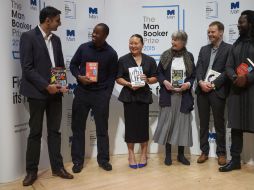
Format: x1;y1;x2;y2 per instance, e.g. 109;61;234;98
39;6;61;24
130;34;144;45
209;21;224;32
96;23;109;36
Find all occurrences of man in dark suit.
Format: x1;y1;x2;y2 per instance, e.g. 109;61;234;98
70;23;118;173
196;21;232;166
20;6;73;186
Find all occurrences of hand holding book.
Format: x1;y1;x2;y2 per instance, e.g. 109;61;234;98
199;81;213;93
140;74;148;83
234;75;247;87
59;86;69;93
233;58;254;87
46;84;61;94
180;82;191;91
78;75;94;85
163;80;174;91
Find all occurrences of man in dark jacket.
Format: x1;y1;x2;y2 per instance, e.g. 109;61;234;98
196;21;232;166
70;23;118;173
219;10;254;172
20;6;73;186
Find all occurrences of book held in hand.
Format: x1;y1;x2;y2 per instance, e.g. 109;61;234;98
205;69;221;82
236;58;254;76
128;66;145;87
86;62;98;82
171;69;184;88
50;67;67;87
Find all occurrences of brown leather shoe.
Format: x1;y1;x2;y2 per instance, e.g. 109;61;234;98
23;173;37;186
197;153;208;163
52;168;74;179
218;155;227;166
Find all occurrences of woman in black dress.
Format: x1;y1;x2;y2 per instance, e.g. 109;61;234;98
116;34;157;169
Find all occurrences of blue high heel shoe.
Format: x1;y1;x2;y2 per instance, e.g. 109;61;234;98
138;156;148;168
138;158;147;168
138;162;147;168
129;164;138;169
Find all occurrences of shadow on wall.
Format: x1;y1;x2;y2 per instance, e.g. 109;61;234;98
147;92;164;154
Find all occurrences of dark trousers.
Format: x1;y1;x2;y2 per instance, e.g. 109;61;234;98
71;88;110;165
197;91;226;156
230;129;243;162
26;97;63;173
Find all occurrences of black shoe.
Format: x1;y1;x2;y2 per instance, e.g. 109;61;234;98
52;168;74;179
164;156;172;166
23;172;37;186
99;162;112;171
219;160;241;172
177;155;190;165
72;164;83;173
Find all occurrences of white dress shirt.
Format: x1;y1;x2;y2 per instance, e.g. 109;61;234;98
38;25;56;67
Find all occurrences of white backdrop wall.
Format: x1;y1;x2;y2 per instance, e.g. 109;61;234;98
1;0;254;183
0;0;40;182
104;0;254;160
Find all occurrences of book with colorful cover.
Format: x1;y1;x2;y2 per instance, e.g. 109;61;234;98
236;58;254;76
50;67;67;87
86;62;98;82
171;69;184;88
128;66;145;87
205;69;221;82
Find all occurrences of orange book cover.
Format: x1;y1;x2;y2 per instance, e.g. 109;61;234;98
86;62;98;82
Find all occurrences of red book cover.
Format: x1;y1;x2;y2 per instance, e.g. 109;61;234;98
236;63;249;76
86;62;98;82
236;58;254;76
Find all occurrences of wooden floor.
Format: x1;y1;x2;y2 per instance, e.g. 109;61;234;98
1;154;254;190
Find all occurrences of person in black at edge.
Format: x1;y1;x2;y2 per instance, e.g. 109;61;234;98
219;10;254;172
70;23;118;173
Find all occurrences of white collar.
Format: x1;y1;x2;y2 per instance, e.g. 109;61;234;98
38;25;52;40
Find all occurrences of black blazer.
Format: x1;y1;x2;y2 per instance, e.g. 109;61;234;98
195;41;232;99
20;26;65;99
117;53;157;104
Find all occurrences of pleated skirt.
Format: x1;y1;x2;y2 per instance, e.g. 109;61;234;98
153;93;193;147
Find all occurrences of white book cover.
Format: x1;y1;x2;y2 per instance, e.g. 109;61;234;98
247;58;254;67
128;66;145;87
205;69;221;82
